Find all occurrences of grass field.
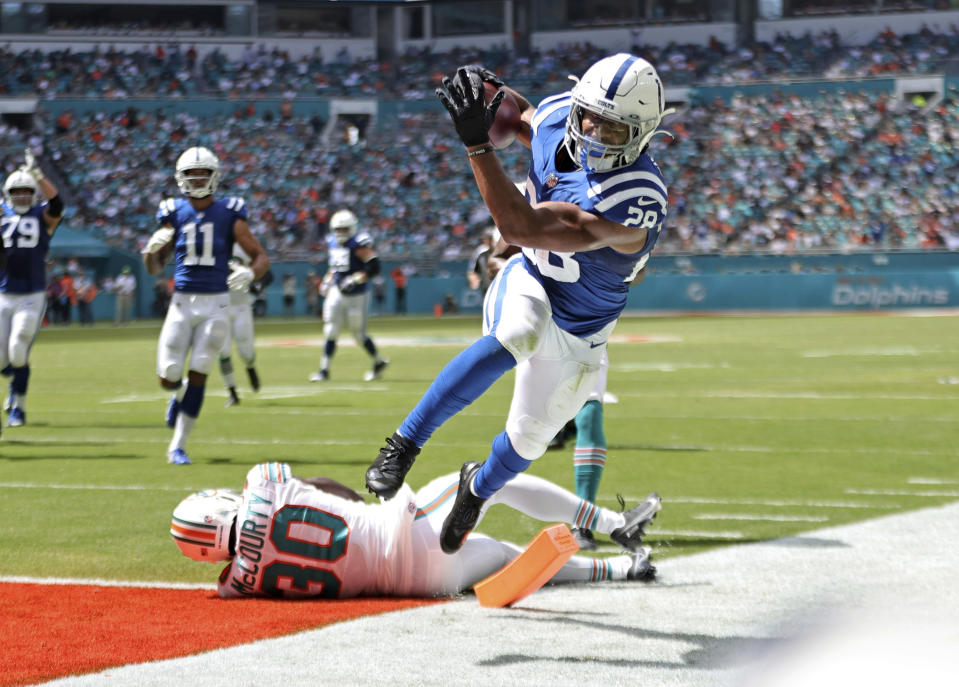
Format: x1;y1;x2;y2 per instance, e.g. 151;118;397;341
1;311;957;586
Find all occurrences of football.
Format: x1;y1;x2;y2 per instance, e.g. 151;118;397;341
483;81;521;150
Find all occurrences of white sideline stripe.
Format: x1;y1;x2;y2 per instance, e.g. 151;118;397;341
261;335;475;348
647;529;746;539
612;412;959;424
613;362;731;372
667;496;899;509
58;406;959;424
846;488;959;497
614;390;959;401
0;575;215;590
6;435;958;459
802;347;932;357
0;483;902;515
101;386;388;403
0;482;190;491
692;513;829;523
909;477;958;485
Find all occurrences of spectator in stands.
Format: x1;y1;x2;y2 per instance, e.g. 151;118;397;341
75;270;97;326
112;265;136;325
282;273;296;316
390;265;407;314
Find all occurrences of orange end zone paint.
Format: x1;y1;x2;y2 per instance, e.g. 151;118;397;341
1;582;443;686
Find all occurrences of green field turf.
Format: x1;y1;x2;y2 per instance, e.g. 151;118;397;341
1;312;957;584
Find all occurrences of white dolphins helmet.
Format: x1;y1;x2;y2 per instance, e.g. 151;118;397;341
564;53;674;173
3;170;39;214
170;489;242;562
330;209;358;243
175;146;221;198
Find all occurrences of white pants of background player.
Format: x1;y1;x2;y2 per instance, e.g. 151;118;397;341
407;471;637;596
322;285;371;343
157;292;229;453
0;291;45;412
220;292;256;366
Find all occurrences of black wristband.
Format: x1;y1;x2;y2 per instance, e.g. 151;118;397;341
47;194;64;217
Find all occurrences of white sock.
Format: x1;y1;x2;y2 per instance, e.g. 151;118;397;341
490;473;624;534
169;413;196;452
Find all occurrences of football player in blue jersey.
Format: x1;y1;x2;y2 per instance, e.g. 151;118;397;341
309;208;388;383
142;146;270;465
0;148;64;429
366;54;670;553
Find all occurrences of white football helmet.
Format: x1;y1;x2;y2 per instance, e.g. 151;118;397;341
175;146;221;198
170;488;242;562
564;53;674;173
3;170;39;214
330;209;358;243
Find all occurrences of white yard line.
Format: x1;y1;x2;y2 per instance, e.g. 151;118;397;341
666;496;899;509
0;575;213;590
846;488;959;497
692;513;829;523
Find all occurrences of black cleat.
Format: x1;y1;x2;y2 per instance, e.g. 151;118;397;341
610;492;661;552
364;358;389;381
440;462;487;554
546;419;577;451
247;367;260;391
365;431;420;499
627;547;656;581
571;527;598;551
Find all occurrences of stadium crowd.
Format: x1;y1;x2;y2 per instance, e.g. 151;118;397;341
1;24;959;259
3;24;959;99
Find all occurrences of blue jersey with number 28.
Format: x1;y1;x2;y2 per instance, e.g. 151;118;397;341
156;196;247;293
524;92;668;337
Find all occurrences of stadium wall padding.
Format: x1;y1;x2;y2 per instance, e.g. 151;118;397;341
70;251;959;323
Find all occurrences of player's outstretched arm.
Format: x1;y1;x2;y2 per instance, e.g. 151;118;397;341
233;219;270;280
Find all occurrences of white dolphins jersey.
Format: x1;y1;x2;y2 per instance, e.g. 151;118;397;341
217;462;417;599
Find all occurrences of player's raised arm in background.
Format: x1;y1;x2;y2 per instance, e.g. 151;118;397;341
20;149;64;234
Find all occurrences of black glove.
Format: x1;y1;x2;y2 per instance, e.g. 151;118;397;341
435;67;505;147
463;64;504;89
